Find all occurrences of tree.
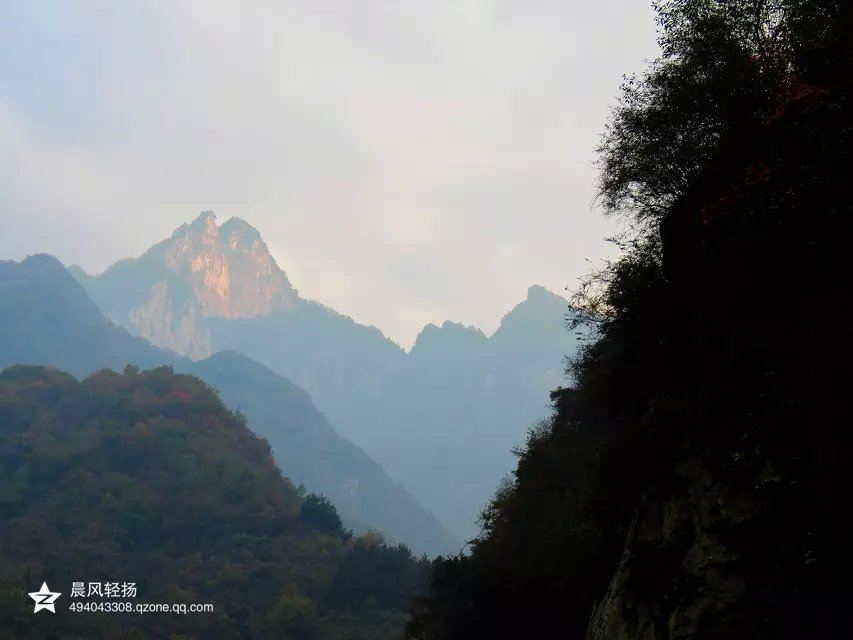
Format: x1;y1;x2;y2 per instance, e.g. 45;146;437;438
300;493;350;539
409;2;853;638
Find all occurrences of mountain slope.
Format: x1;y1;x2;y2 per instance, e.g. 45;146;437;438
185;351;456;555
0;254;453;555
70;213;580;540
72;211;409;450
360;284;582;541
0;254;176;377
207;299;407;444
71;211;300;358
0;364;428;639
205;283;580;542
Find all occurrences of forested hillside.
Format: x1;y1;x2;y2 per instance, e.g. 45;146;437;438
0;253;452;555
187;351;457;554
0;365;428;639
409;1;853;638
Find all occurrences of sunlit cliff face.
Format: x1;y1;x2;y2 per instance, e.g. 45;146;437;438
164;211;299;319
74;211;302;359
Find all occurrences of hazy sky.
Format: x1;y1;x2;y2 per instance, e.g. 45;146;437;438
0;1;658;348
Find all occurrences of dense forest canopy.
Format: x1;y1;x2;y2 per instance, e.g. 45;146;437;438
409;1;853;638
0;365;429;640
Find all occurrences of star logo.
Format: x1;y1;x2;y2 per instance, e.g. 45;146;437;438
28;582;60;613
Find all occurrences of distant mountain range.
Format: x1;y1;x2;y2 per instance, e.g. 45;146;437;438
0;253;453;555
70;212;582;540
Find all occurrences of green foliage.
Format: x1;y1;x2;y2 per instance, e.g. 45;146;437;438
597;0;829;224
327;533;430;611
410;1;853;638
301;493;351;540
0;365;426;640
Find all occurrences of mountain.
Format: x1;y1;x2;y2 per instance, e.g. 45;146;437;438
212;285;581;542
0;364;429;639
73;211;407;445
367;285;582;541
70;211;300;359
71;214;581;541
0;254;176;376
206;298;406;445
185;351;456;555
0;254;453;555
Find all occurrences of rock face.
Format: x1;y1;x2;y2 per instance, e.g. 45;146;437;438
586;457;797;640
72;211;298;358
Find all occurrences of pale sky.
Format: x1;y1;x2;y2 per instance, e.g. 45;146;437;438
0;1;658;348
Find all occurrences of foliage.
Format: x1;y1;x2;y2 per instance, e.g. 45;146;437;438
301;493;351;540
409;1;853;638
326;533;430;611
0;365;426;640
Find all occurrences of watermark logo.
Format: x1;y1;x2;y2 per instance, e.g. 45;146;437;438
28;582;61;613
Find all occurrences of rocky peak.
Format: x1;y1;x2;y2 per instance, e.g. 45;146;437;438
162;212;298;318
410;321;488;361
526;284;559;303
220;217;263;249
494;285;569;337
75;212;301;359
172;210;219;241
194;210;219;235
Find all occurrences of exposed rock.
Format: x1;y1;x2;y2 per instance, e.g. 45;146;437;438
587;457;795;640
72;211;299;358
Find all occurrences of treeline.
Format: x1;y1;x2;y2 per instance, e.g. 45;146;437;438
0;365;428;639
409;1;853;638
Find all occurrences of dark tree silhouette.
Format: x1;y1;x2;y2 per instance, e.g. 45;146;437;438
409;1;853;638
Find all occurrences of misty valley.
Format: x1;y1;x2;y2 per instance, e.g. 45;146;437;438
0;213;577;638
